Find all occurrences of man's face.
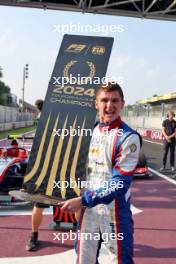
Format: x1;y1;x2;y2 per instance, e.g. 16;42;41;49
168;111;175;120
95;90;125;123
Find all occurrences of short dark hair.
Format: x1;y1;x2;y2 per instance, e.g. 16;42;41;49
96;82;124;101
35;99;43;111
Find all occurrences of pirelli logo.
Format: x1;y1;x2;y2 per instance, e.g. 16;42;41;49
65;44;86;53
24;114;86;199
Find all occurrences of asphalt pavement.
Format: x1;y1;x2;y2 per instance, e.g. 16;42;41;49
143;138;176;178
0;135;176;264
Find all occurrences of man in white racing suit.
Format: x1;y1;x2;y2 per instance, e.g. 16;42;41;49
58;83;141;264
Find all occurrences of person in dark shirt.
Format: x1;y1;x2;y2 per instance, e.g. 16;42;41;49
160;111;176;172
25;99;50;251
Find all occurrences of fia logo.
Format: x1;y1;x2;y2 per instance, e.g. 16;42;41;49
91;46;105;55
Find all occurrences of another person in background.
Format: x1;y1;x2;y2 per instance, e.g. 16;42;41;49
34;99;43;126
25;99;50;251
160;111;176;172
11;139;18;146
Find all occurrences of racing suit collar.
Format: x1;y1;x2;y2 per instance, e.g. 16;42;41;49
98;116;122;131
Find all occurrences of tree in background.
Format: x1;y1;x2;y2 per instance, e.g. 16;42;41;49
0;66;3;78
0;81;10;94
0;66;12;105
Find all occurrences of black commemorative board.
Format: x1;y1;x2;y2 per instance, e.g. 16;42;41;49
10;35;114;205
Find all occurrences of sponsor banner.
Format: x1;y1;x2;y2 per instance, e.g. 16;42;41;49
137;128;163;141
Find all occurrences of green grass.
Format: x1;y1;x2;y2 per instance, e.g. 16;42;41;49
0;125;36;140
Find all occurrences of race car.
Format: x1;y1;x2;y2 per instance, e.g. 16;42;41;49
133;151;152;178
52;206;77;231
0;141;30;207
8;133;34;152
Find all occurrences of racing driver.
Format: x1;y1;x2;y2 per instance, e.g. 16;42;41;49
58;82;141;264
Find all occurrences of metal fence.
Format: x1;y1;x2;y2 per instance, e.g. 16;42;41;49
123;103;176;118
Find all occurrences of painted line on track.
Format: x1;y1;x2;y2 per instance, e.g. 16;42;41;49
0;250;76;264
0;138;7;142
0;207;52;216
149;167;176;185
143;139;163;145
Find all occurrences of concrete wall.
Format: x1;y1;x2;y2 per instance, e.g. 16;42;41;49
0;105;34;123
0;121;34;132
